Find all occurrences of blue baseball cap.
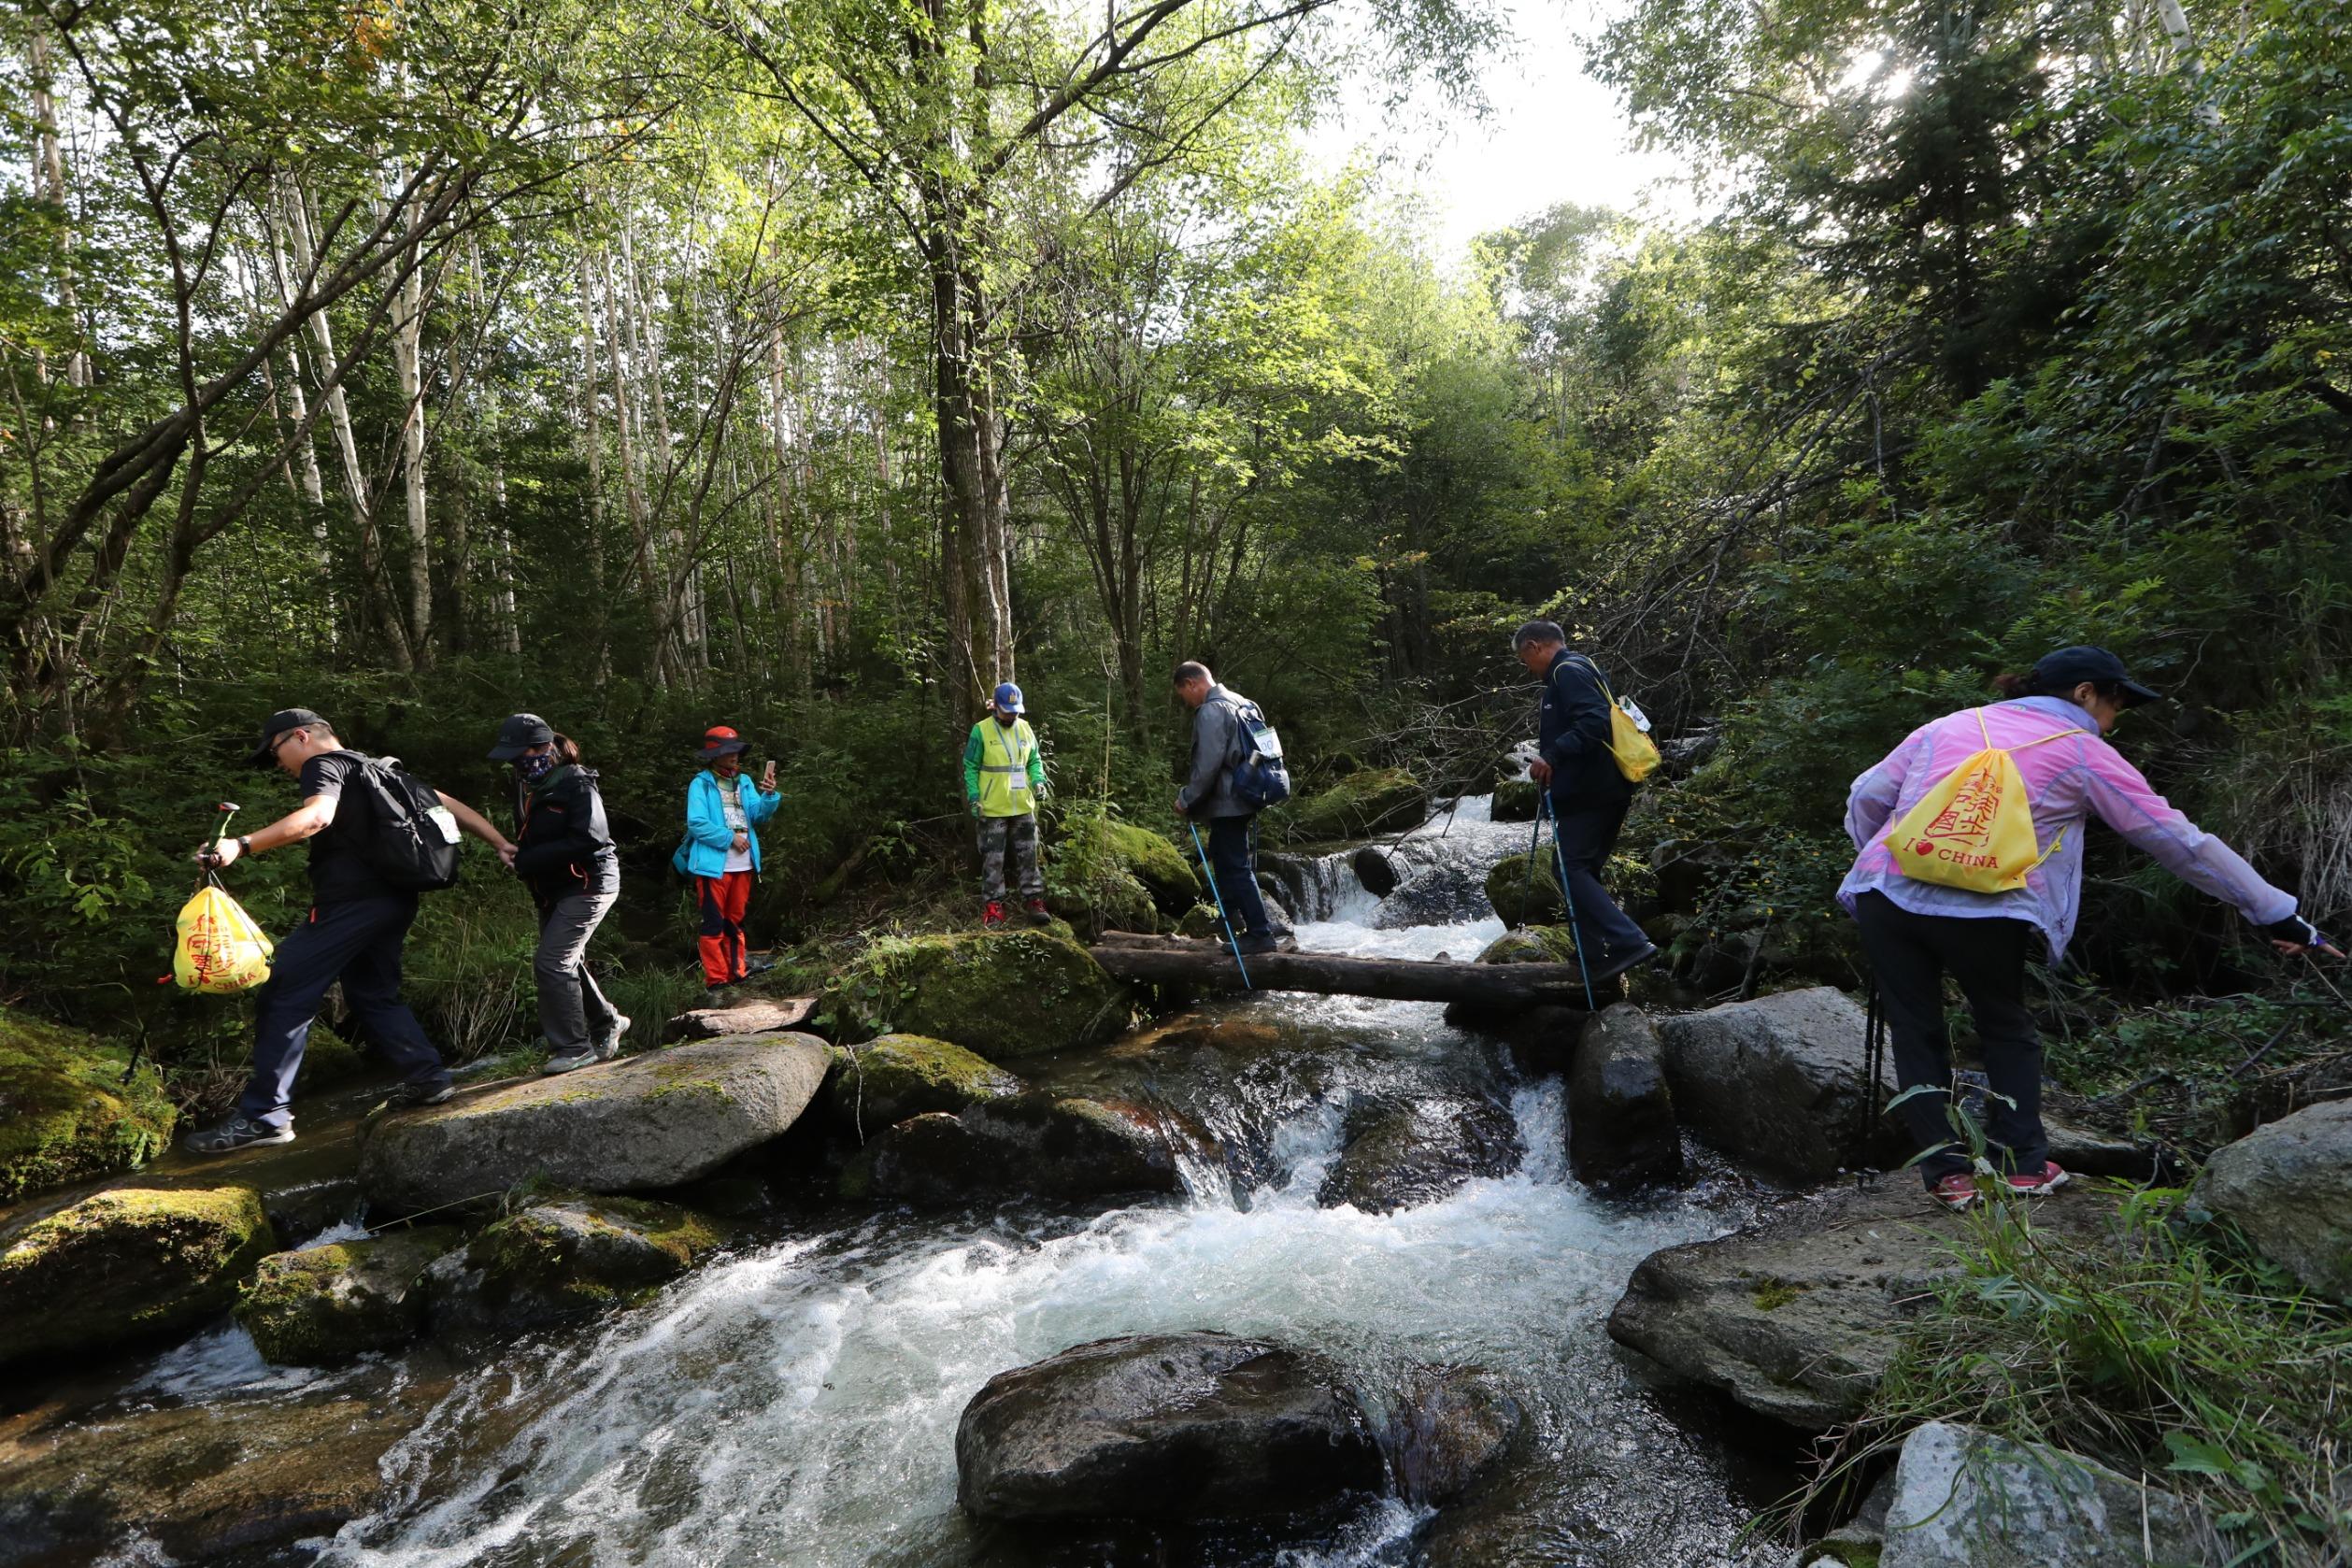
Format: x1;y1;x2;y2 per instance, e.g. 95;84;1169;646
991;682;1024;714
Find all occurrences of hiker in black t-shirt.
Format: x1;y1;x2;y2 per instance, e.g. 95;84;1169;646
180;707;514;1155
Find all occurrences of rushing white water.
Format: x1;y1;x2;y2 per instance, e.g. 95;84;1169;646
293;796;1782;1567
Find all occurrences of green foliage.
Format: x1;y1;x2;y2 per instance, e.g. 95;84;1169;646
0;1005;178;1202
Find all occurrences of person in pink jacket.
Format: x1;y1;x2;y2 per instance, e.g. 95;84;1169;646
1841;646;2336;1208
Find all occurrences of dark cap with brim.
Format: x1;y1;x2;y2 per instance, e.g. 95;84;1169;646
2033;646;2162;706
488;711;555;761
248;707;330;766
697;724;749;760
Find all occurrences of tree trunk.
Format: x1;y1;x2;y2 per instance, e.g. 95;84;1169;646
927;220;1015;732
390;193;433;666
27;24;86;391
1087;934;1602;1008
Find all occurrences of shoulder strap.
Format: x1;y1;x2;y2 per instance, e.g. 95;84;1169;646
1561;653;1617;705
1975;706;2082;754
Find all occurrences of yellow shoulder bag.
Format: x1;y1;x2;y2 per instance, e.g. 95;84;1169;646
1883;711;2074;893
1567;655;1661;785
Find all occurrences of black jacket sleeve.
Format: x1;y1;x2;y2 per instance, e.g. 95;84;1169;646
512;770;613;881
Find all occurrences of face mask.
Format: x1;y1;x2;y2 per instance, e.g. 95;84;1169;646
517;751;557;782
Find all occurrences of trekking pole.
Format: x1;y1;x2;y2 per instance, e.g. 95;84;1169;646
1539;791;1598;1012
1520;793;1543;926
1859;977;1886;1154
198;802;241;875
1186;820;1253;991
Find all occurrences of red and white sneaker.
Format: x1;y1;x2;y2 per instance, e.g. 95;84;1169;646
981;900;1007;929
1930;1173;1980;1210
2005;1161;2069;1196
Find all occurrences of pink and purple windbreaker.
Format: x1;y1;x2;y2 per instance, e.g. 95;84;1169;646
1839;695;2295;961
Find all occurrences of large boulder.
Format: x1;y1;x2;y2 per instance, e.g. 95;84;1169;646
1319;1095;1519;1214
2190;1099;2352;1304
954;1331;1386;1522
1606;1180;2119;1429
826;1033;1023;1136
235;1226;464;1364
823;929;1133;1060
358;1032;831;1216
1880;1421;2218;1567
0;1005;178;1203
1285;768;1430;844
0;1186;275;1363
1097;819;1205;914
1044;815;1202;937
1351;845;1399;898
1654;987;1895;1179
840;1094;1181;1205
423;1194;727;1337
1381;1364;1523;1505
1567;1005;1681;1191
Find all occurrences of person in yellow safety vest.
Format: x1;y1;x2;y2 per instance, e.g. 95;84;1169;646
963;681;1050;928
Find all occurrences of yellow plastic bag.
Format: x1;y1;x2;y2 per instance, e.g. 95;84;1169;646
174;883;275;993
1568;655;1661;784
1884;714;2070;893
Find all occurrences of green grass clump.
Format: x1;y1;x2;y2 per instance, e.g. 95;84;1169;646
1783;1184;2352;1564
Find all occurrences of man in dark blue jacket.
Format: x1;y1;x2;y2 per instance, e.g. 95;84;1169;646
1515;620;1657;981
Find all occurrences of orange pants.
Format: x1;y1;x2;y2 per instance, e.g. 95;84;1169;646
696;871;753;986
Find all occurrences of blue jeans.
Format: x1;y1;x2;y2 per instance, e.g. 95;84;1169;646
1203;815;1271;937
240;895;449;1129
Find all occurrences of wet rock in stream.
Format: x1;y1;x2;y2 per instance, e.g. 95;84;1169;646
955;1331;1386;1524
235;1224;464;1364
839;1093;1183;1205
1654;987;1901;1180
0;1186;276;1364
424;1193;730;1337
824;1032;1023;1134
1566;1005;1681;1191
1319;1094;1519;1214
359;1031;833;1216
1382;1364;1525;1504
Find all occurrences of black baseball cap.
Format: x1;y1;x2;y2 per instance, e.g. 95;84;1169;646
488;711;555;761
248;707;331;766
2033;646;2161;706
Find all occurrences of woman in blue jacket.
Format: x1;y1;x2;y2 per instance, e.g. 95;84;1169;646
677;725;779;992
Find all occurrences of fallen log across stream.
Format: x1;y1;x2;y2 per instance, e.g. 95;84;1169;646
1087;932;1592;1008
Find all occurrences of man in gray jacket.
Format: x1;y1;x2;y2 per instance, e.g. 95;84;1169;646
1174;662;1277;955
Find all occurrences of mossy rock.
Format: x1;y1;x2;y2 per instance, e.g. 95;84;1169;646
0;1186;276;1362
1176;904;1224;940
822;929;1132;1061
0;1004;178;1204
1048;815;1200;935
235;1226;463;1364
839;1094;1182;1205
1484;853;1564;928
1474;926;1580;965
828;1033;1022;1134
1096;820;1202;913
1490;778;1539;823
1044;876;1156;942
292;1024;365;1096
423;1194;727;1336
1285;768;1430;844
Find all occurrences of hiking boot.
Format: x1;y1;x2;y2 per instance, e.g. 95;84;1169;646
541;1048;596;1076
181;1114;294;1155
1929;1172;1980;1210
982;900;1007;930
1233;931;1279;957
595;1015;632;1062
1588;941;1661;983
1023;898;1053;927
382;1079;456;1109
2005;1161;2068;1196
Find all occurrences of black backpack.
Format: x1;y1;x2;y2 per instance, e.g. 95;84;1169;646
1225;697;1292;810
347;755;463;891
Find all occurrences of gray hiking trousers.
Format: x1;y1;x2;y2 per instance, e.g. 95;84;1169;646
536;891;620;1055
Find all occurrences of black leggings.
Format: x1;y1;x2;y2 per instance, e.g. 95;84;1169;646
1852;891;2046;1186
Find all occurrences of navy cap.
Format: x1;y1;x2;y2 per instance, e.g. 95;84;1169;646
248;707;329;766
2033;646;2161;706
488;711;555;761
992;681;1024;715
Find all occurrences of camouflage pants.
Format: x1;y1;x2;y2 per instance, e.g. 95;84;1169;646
976;813;1045;900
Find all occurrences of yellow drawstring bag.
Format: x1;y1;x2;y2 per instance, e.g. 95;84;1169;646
174;881;275;993
1884;711;2074;893
1566;655;1662;784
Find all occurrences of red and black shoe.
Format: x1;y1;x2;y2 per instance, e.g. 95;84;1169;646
982;900;1007;929
1023;898;1053;927
2005;1161;2069;1196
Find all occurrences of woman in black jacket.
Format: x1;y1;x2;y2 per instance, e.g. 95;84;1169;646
488;713;626;1074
